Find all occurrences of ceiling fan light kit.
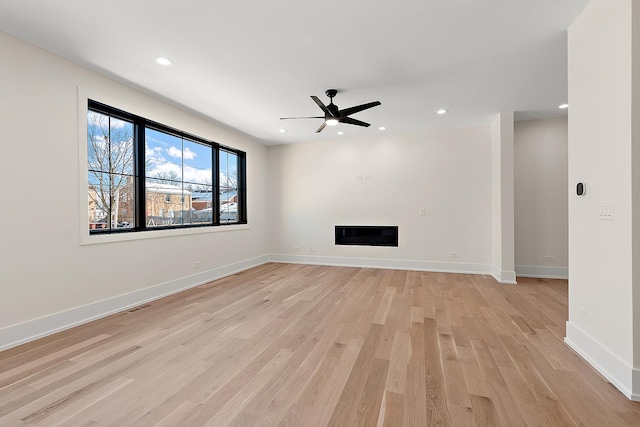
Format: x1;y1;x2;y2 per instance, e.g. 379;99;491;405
281;89;381;133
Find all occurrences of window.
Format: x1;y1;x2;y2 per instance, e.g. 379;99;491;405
219;149;240;224
87;110;135;231
87;100;247;234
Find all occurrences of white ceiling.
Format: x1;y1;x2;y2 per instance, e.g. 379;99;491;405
0;0;589;145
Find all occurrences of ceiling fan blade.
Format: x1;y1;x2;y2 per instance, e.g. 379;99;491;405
280;116;324;120
316;121;327;133
340;117;371;127
311;96;334;117
339;101;381;117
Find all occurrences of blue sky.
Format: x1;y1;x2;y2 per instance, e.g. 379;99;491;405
146;128;237;187
88;111;237;188
145;128;212;185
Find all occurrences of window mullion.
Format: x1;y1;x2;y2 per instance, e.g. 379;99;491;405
107;117;113;230
238;153;247;223
213;146;220;225
181;137;185;226
135;119;146;230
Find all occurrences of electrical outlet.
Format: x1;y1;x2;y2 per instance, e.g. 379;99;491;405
309;246;316;253
419;208;426;216
543;256;554;263
356;174;363;181
578;307;590;323
194;261;202;269
449;251;459;258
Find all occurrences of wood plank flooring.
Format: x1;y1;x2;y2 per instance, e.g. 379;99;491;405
1;263;640;426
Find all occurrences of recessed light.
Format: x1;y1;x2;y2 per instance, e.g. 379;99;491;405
558;103;569;109
155;56;174;66
337;131;344;135
279;129;287;133
378;126;386;131
437;109;448;115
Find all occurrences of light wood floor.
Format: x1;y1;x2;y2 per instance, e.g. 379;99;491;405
1;263;640;426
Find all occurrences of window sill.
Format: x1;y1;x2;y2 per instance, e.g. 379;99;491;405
80;223;250;246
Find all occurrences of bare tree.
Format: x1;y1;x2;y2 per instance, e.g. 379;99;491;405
187;177;211;193
87;111;134;226
219;171;237;191
153;171;179;184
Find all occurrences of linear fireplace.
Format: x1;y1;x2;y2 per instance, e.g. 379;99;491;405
334;225;398;247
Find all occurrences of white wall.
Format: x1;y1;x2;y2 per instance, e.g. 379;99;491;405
567;0;637;399
514;117;568;278
0;32;270;350
267;127;493;273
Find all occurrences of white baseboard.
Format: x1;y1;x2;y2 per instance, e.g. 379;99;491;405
491;266;517;284
515;265;568;279
0;255;270;352
565;321;638;401
269;254;492;276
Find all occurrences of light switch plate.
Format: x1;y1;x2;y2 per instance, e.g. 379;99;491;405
598;202;614;220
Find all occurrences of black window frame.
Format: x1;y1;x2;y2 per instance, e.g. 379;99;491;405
87;99;247;235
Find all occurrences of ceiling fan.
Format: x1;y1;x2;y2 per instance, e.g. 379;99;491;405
281;89;381;133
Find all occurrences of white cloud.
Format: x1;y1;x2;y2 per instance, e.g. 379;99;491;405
166;146;182;158
183;147;196;160
146;162;212;185
145;146;165;168
146;145;210;184
149;162;181;179
166;146;197;160
184;166;211;184
145;146;164;158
